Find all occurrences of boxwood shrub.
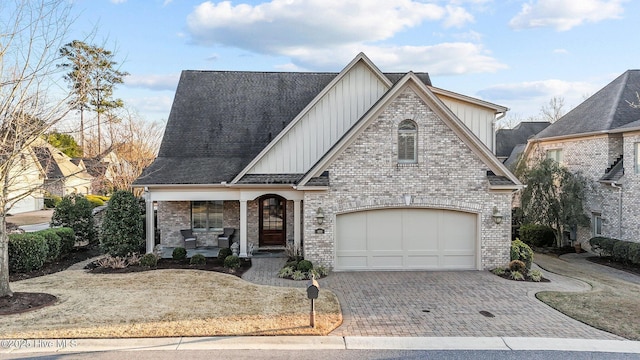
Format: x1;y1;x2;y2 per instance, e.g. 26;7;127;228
55;227;76;255
40;229;62;261
589;236;617;257
8;233;48;273
612;240;631;263
519;224;555;247
629;243;640;265
190;253;206;265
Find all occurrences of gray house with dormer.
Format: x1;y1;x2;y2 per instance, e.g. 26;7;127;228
134;53;521;271
524;70;640;247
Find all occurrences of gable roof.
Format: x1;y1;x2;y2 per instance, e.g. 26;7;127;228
496;122;550;157
298;72;521;188
134;64;431;186
534;70;640;140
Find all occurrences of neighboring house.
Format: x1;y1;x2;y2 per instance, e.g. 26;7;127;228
33;138;93;198
75;150;126;194
523;70;640;246
134;53;521;271
6;145;46;215
496;122;550;168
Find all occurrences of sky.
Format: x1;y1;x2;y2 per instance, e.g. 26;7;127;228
66;0;639;127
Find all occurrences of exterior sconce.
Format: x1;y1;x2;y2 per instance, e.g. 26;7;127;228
403;194;412;206
316;207;325;225
492;207;503;225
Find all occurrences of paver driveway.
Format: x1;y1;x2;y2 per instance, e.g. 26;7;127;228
242;258;620;339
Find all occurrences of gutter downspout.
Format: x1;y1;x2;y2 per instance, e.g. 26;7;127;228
611;183;622;239
493;111;507;155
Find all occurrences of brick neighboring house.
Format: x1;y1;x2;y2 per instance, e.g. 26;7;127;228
496;122;550;168
133;53;521;271
523;70;640;247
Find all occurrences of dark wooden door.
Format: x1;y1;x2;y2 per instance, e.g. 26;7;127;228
259;196;286;247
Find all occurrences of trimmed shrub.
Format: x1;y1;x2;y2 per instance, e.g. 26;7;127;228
629;243;640;265
8;233;48;273
51;194;96;245
40;229;62;261
100;190;144;257
190;253;206;265
44;193;62;208
612;241;631;263
296;259;313;272
140;253;158;267
85;194;106;208
218;247;232;261
172;247;187;260
590;237;617;257
511;239;533;271
223;255;240;269
508;260;526;273
519;224;555;247
54;227;76;255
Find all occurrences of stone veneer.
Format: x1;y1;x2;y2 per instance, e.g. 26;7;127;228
528;133;640;245
303;88;513;270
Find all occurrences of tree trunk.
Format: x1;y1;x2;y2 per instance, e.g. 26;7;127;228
0;214;13;298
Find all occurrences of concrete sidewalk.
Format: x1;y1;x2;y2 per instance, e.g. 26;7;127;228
2;336;640;355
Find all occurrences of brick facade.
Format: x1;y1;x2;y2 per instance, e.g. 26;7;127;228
303;88;512;270
530;132;640;245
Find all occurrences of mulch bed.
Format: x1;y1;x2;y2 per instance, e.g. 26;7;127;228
85;257;252;278
0;293;58;315
586;256;640;277
493;272;550;282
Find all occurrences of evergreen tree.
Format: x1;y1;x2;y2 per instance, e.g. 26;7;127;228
100;190;143;257
51;194;96;245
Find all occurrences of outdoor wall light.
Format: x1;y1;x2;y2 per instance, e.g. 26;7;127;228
316;207;325;225
492;207;503;225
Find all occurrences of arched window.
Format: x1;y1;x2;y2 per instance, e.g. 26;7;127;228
398;120;417;163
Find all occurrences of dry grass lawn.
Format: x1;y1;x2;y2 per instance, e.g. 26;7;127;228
535;253;640;341
4;269;342;338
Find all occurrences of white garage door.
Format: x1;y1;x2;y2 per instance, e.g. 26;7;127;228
335;208;477;271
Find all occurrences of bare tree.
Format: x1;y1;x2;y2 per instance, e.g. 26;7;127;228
540;96;565;123
0;0;73;298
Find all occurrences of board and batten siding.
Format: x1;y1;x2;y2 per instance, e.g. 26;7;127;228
248;62;390;174
435;94;496;152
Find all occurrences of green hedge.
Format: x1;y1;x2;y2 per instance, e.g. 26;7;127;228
40;229;62;262
8;233;48;273
590;237;640;265
55;227;76;255
519;224;555;247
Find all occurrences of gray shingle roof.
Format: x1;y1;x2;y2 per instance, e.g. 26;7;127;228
534;70;640;139
599;156;624;183
135;70;431;185
486;171;516;186
496;122;550;157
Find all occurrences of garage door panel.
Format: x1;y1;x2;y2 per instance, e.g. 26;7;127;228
335;208;477;271
367;210;401;251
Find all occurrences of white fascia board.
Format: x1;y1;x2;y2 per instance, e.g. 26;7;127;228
429;86;509;113
230;53;393;184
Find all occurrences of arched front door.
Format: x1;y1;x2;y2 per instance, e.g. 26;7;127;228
259;195;286;247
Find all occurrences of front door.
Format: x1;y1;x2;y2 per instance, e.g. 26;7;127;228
259;195;286;247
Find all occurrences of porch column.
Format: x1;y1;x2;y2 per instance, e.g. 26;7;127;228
144;192;154;254
293;199;301;253
239;200;248;257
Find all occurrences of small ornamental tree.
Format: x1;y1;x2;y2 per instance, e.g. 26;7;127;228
51;194;96;245
100;190;143;257
519;158;590;247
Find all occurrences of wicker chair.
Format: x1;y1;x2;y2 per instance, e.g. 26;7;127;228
180;229;197;249
217;228;235;248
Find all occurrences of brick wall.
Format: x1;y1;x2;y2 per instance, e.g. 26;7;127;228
303;88;512;270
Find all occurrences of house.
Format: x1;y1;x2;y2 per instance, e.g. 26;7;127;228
523;70;640;246
75;150;127;194
496;122;550;168
7;138;94;214
133;53;521;271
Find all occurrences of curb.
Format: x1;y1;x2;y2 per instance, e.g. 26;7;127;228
2;336;640;354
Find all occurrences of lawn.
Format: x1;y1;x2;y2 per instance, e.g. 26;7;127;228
534;253;640;341
4;269;342;338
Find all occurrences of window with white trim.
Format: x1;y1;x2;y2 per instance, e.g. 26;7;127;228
398;120;417;163
546;148;563;163
592;213;603;237
192;201;223;231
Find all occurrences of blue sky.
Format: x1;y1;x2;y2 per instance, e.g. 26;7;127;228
67;0;638;126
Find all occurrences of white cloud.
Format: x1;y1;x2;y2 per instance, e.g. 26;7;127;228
127;96;174;118
110;0;127;4
125;74;180;91
477;79;598;117
509;0;625;31
553;48;569;54
186;0;470;51
282;43;506;75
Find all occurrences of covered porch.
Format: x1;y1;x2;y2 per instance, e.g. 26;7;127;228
143;186;304;258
